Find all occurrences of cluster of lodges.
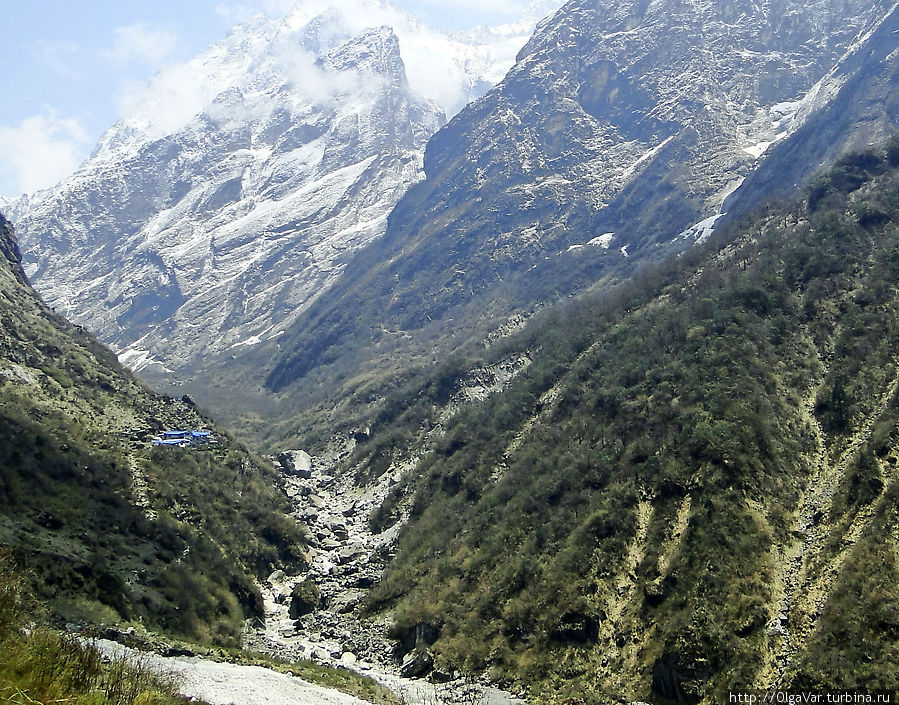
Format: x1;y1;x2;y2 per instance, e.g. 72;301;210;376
152;430;213;448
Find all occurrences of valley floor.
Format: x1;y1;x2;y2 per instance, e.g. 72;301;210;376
94;639;370;705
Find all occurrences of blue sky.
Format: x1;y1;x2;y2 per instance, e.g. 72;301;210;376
0;0;528;198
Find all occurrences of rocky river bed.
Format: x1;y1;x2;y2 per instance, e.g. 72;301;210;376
105;359;534;704
238;443;526;705
99;441;525;704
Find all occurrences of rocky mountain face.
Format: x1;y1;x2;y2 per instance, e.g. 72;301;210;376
0;212;304;644
5;0;558;379
267;0;894;393
726;2;899;219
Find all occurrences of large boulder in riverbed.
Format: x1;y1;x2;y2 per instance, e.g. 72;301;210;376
400;649;433;678
389;620;440;657
277;450;312;478
289;579;321;619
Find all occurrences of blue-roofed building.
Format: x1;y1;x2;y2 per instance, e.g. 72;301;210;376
153;438;190;447
152;430;214;448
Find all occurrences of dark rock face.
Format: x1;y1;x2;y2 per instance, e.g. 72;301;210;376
652;654;711;705
0;216;25;286
725;4;899;220
392;621;441;657
549;610;601;644
268;0;892;391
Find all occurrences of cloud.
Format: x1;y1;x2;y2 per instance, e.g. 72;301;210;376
116;63;213;138
0;112;91;197
106;23;179;66
31;39;83;79
409;0;522;15
214;0;299;23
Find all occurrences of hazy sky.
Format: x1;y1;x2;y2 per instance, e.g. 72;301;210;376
0;0;531;198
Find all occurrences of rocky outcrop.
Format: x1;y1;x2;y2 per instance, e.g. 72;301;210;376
725;3;899;220
0;215;25;286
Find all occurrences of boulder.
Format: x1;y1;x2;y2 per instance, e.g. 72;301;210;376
278;450;313;478
328;590;364;614
288;579;321;619
391;621;440;656
400;649;433;678
337;545;364;564
299;508;319;522
329;521;349;541
267;569;287;585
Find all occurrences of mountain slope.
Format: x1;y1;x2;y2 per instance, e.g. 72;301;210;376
353;140;899;702
0;213;304;645
266;0;891;397
4;0;561;382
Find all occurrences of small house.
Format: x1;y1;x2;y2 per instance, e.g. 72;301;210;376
190;431;212;444
161;430;190;440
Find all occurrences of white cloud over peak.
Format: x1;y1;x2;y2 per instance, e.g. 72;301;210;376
106;23;179;66
214;0;299;23
410;0;522;15
0;112;91;197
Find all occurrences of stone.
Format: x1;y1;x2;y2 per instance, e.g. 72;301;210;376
299;507;319;522
337;545;364;564
329;521;349;540
400;649;433;678
288;579;321;619
328;590;363;613
277;450;312;478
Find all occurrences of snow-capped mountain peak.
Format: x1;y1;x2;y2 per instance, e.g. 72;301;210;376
6;0;563;380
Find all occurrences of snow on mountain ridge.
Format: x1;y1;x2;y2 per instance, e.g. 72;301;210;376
12;0;563;380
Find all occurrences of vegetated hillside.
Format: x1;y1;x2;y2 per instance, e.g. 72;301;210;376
0;555;192;705
0;214;305;646
354;140;899;703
